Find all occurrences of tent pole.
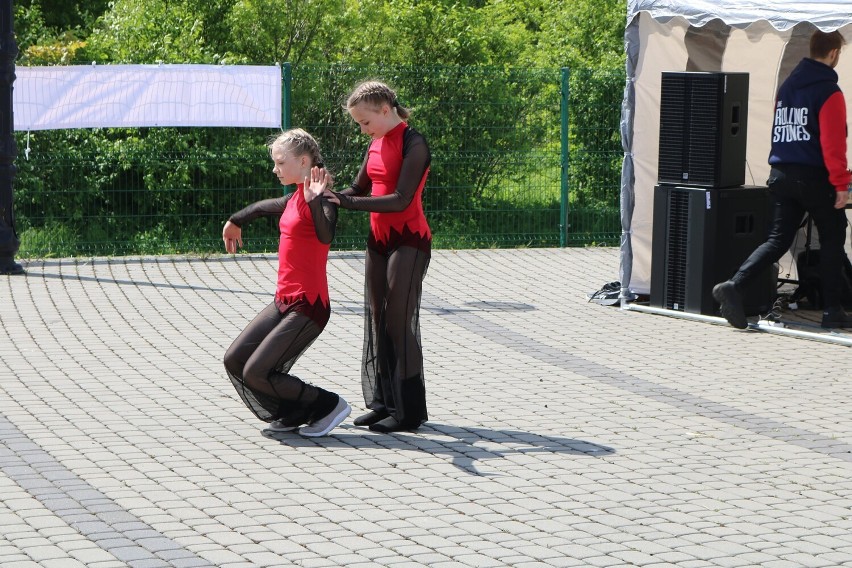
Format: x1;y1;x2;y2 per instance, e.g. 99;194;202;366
619;14;640;306
0;0;23;275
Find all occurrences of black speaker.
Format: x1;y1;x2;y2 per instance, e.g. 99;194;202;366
658;72;749;188
650;184;776;316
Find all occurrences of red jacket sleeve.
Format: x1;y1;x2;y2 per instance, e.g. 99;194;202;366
818;90;851;192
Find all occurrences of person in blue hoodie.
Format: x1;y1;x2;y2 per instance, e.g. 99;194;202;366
714;30;851;330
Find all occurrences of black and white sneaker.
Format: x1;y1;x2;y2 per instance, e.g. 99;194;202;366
299;396;351;437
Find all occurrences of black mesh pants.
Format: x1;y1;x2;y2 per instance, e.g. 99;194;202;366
361;244;430;427
224;300;330;423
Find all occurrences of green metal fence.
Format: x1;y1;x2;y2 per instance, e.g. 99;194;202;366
12;64;624;258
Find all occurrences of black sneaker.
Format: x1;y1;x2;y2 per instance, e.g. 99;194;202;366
821;307;851;329
712;281;747;329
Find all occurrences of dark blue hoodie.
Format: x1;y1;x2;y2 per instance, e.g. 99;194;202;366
769;57;850;192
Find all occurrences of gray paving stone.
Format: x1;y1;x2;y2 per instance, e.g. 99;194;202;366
0;554;37;565
126;560;171;568
83;561;128;568
169;559;214;568
2;250;852;567
40;560;89;568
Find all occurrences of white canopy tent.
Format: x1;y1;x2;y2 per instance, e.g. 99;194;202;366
620;1;852;298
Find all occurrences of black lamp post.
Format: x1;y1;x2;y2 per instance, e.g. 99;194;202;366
0;0;23;275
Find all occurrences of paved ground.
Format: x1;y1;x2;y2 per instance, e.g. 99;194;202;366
1;247;851;568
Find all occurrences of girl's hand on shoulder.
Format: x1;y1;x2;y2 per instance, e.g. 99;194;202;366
323;188;341;205
304;166;329;203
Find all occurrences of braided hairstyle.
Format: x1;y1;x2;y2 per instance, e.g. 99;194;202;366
268;128;324;168
345;80;410;119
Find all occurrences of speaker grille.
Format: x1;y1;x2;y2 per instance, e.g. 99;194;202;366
664;189;689;310
686;80;721;185
658;76;688;184
657;72;748;188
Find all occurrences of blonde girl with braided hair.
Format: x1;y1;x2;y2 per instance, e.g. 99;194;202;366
325;80;432;433
222;128;351;437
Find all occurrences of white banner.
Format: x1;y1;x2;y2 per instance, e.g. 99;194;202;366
13;64;282;131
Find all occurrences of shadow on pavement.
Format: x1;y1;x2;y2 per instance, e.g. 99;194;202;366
263;422;614;476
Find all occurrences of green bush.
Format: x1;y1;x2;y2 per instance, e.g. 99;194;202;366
13;65;623;257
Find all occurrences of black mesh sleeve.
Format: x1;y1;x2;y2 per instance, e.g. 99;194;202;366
337;130;430;213
308;197;338;244
228;195;292;227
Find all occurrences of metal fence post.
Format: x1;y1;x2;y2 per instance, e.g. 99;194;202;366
559;67;570;248
0;0;23;274
280;61;296;195
281;62;292;131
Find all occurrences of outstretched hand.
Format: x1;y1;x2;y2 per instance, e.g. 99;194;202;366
222;220;242;254
303;166;330;203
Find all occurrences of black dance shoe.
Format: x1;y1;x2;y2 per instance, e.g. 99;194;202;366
353;410;389;426
368;416;421;433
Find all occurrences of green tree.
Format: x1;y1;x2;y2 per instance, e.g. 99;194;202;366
14;2;91;64
13;2;50;52
223;0;330;65
325;0;507;66
14;0;630;254
183;0;236;61
482;0;626;69
84;0;210;63
16;0;110;31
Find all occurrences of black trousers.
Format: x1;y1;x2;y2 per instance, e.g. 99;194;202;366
223;300;329;422
732;165;848;309
362;243;430;427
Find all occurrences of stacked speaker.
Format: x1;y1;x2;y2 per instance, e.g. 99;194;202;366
650;72;777;316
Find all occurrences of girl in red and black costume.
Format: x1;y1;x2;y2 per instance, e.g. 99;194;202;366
327;81;431;433
222;129;350;437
